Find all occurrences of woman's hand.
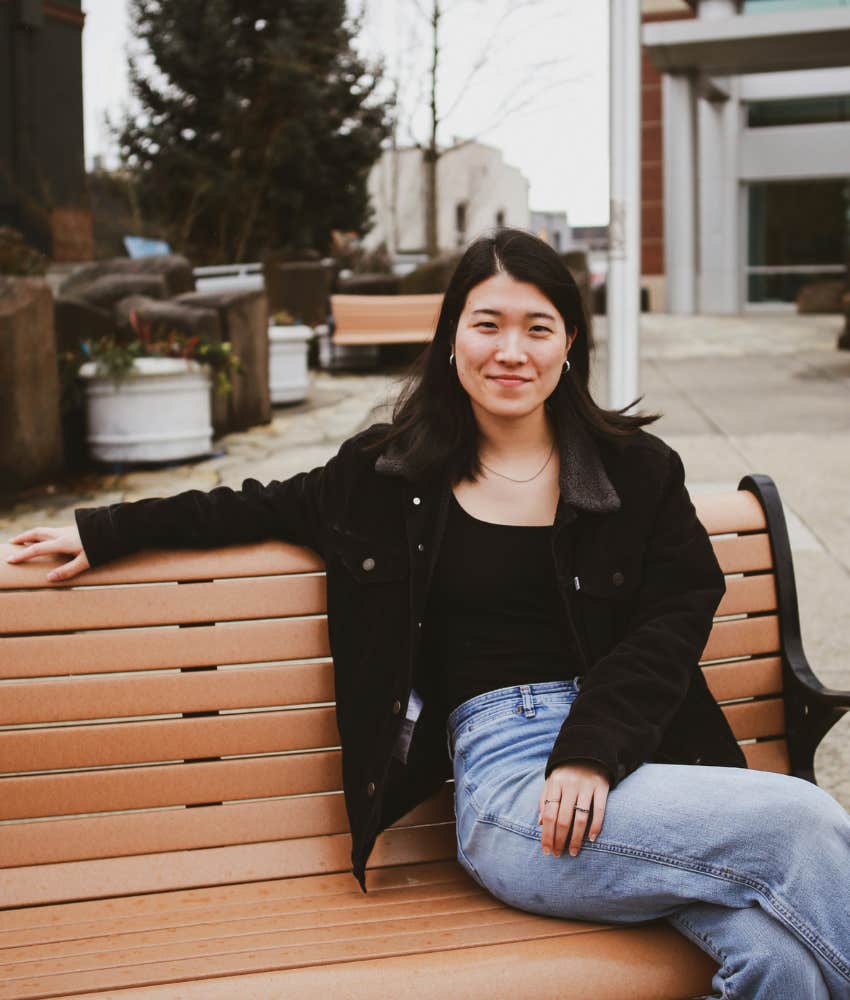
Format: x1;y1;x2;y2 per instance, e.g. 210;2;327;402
538;760;610;858
5;525;90;583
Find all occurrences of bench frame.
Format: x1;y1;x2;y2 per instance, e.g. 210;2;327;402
1;474;848;998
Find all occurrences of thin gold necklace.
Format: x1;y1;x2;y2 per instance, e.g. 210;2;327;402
479;440;556;484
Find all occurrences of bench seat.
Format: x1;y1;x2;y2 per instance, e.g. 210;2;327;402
1;475;847;998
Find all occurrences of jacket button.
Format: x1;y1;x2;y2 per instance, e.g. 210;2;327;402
362;557;375;572
612;570;625;586
367;781;375;796
392;699;402;714
412;497;421;506
417;543;424;552
694;756;703;765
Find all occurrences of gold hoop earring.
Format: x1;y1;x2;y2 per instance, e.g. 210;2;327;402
562;357;571;374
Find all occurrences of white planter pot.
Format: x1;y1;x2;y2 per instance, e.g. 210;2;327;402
268;324;312;404
78;357;214;463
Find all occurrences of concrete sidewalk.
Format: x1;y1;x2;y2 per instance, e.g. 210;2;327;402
3;312;848;806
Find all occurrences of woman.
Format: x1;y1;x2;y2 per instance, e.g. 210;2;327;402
7;229;850;999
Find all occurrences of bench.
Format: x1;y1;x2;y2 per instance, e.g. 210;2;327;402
328;293;443;345
1;474;847;998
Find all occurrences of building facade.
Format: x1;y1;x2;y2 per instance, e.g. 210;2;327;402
362;140;530;256
0;0;91;260
643;0;850;312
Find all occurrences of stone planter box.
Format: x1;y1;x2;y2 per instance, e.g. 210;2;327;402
269;324;312;404
78;357;213;463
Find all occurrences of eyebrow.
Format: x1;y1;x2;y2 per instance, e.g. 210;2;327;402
471;308;557;322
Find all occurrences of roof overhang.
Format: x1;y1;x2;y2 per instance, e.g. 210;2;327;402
643;8;850;75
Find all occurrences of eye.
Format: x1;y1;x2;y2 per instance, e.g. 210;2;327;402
530;325;553;336
474;321;497;330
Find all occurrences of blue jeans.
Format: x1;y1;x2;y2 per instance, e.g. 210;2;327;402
446;680;850;1000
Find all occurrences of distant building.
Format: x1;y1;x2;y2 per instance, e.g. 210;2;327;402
363;139;530;256
643;0;850;312
0;0;91;260
530;211;572;252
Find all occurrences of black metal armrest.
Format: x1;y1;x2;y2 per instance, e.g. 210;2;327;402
738;474;850;782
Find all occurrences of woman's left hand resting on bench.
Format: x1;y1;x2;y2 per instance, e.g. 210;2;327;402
5;525;90;583
538;760;610;859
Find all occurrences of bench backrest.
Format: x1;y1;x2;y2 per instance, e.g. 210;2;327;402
0;487;788;909
330;293;443;344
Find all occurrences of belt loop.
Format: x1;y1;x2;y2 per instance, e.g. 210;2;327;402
520;684;535;718
446;726;454;761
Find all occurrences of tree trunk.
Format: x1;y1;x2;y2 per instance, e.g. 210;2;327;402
425;0;440;259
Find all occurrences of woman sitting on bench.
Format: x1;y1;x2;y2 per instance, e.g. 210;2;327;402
8;228;850;999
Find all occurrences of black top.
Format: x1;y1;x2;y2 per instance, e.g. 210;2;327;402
421;491;573;717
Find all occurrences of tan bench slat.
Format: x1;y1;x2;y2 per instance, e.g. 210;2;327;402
702;656;783;702
0;751;343;822
702;614;780;662
0;889;504;968
67;925;715;1000
0;661;334;725
0;617;330;679
0;541;323;590
0;783;454;871
0;908;628;999
715;573;776;617
0;824;458;908
692;491;766;534
333;329;436;344
0;575;327;636
0;896;530;984
741;738;791;774
723;697;786;741
0;859;468;933
1;696;329;771
711;533;773;574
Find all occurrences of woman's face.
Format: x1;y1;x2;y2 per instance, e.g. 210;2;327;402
453;271;575;424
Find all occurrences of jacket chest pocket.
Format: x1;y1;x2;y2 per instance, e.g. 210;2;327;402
573;556;643;662
330;529;410;586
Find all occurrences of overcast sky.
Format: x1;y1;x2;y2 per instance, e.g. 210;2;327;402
82;0;610;226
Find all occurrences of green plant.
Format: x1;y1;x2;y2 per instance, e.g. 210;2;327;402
59;311;244;403
0;227;48;276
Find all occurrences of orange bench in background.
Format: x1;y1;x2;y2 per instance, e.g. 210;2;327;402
0;474;847;998
328;293;443;345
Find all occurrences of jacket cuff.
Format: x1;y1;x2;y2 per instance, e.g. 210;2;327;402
545;724;627;789
75;506;134;568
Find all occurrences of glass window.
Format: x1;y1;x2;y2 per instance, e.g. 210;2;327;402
747;94;850;127
743;0;849;12
747;178;850;303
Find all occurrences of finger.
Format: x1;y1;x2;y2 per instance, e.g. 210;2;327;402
568;803;593;856
552;792;579;857
8;528;53;545
588;787;609;843
6;541;50;563
540;796;561;855
47;555;82;583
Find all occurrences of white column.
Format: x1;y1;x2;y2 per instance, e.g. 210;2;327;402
608;0;642;411
662;73;696;314
697;81;741;313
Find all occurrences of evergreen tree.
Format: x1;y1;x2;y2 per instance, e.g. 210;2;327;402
118;0;392;263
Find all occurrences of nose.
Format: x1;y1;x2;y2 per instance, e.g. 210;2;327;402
495;328;527;363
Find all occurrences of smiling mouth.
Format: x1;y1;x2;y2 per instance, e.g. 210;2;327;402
488;376;529;384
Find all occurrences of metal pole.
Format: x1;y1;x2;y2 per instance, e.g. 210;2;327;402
607;0;642;411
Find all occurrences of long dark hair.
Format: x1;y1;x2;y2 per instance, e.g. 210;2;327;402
363;227;661;484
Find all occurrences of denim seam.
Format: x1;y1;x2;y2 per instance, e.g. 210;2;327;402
474;820;850;984
668;910;737;1000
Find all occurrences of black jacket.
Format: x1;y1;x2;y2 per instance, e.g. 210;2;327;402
75;408;746;894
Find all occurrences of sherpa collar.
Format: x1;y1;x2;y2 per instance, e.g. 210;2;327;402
374;400;621;516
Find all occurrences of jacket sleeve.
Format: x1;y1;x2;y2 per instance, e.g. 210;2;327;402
74;441;353;569
544;447;726;790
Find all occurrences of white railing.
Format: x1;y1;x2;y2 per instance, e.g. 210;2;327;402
192;262;264;292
